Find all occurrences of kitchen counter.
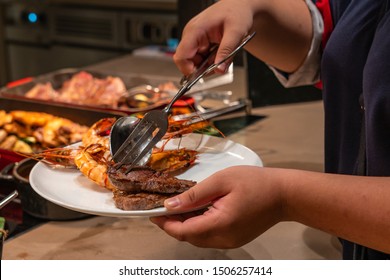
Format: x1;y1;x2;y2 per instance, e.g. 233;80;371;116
2;55;341;260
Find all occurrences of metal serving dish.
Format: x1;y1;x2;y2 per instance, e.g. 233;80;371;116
0;68;187;115
0;84;126;174
0;67;236;116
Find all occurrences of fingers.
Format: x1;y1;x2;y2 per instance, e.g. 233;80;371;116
173;43;198;76
163;175;227;212
173;32;214;76
215;30;248;73
150;206;224;248
150;208;208;231
150;166;270;248
150;175;229;247
174;9;243;75
174;30;251;75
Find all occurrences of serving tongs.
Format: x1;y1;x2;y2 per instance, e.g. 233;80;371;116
0;190;18;210
171;98;250;124
110;32;256;173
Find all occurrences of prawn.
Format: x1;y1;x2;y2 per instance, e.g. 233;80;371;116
23;117;116;168
26;147;80;168
32;111;216;190
82;117;116;147
74;143;115;191
147;148;198;173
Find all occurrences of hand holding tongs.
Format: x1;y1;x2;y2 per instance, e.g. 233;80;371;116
180;32;256;87
110;32;256;173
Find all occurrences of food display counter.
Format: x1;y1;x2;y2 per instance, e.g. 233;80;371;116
0;54;341;260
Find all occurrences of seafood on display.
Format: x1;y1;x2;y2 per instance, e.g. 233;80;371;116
0;110;88;153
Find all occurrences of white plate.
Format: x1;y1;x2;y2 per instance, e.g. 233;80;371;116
30;134;263;217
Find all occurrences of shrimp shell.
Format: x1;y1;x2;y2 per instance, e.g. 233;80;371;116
74;143;115;191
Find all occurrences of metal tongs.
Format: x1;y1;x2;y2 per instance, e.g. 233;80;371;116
110;32;256;173
0;190;18;210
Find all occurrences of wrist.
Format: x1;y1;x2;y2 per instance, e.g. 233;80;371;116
272;168;307;222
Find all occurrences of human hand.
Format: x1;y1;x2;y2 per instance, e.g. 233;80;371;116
174;0;255;76
174;0;314;75
150;166;284;248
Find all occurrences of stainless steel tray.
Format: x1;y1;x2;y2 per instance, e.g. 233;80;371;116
0;95;124;127
0;67;236;115
0;68;178;115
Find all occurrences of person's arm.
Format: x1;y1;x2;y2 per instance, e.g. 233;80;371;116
174;0;313;76
282;168;390;253
150;166;390;253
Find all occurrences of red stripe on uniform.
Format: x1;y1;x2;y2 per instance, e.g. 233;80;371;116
315;0;334;49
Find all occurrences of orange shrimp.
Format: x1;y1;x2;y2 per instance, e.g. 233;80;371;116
26;117;115;167
74;143;115;191
29;112;212;190
147;148;198;173
70;118;116;190
26;146;80;168
82;117;116;147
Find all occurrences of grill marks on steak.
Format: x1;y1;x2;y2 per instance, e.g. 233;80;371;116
108;165;196;210
108;166;195;193
113;190;176;211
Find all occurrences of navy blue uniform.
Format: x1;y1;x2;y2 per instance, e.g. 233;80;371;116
315;0;390;259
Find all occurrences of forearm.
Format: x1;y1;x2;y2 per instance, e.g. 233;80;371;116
175;0;313;75
243;0;313;72
280;169;390;253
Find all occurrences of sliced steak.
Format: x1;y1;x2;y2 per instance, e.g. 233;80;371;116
113;190;175;210
108;165;196;194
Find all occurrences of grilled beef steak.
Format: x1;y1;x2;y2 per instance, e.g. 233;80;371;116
113;190;175;210
107;165;196;194
108;165;196;210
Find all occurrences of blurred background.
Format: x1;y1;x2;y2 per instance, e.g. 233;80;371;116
0;0;321;107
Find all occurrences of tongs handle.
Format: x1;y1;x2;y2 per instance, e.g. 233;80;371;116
171;99;249;124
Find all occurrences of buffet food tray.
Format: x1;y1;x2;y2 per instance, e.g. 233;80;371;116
0;68;179;116
0;67;243;164
0;68;129;171
0;67;234;116
0;95;124;127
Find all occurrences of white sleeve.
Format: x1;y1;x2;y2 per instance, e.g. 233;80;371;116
268;0;324;88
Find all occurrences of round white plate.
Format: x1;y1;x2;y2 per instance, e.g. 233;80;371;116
30;133;263;217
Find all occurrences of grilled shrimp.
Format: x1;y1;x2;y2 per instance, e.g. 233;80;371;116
28;147;80;167
82;117;116;147
29;114;205;191
148;148;198;173
74;143;115;191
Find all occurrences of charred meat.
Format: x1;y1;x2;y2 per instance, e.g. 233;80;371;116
108;165;195;194
113;190;176;211
108;165;196;210
25;71;126;108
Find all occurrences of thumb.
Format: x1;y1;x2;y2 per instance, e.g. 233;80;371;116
164;180;225;211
